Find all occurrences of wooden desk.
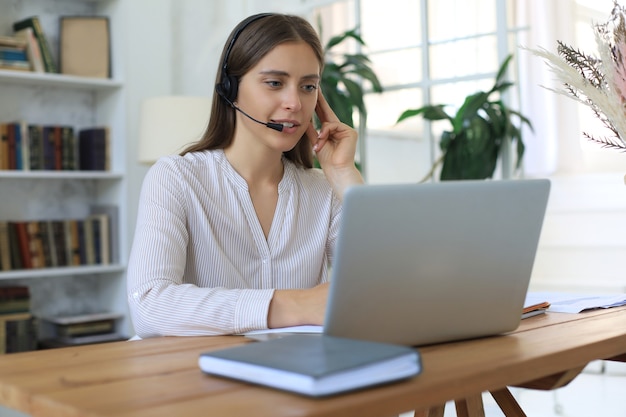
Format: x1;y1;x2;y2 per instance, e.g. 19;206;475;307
1;307;626;417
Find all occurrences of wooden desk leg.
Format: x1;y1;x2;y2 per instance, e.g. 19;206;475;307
454;395;485;417
490;388;527;417
413;404;445;417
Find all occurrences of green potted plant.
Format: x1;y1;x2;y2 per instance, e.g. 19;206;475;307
396;54;532;182
319;25;383;129
316;23;383;172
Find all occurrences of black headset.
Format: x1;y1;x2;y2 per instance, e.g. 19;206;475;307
216;13;275;104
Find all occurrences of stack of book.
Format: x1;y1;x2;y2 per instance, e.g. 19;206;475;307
39;312;126;348
0;123;109;171
0;285;38;354
11;16;55;73
0;35;31;72
0;207;117;271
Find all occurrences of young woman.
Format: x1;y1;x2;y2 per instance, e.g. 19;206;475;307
127;13;364;337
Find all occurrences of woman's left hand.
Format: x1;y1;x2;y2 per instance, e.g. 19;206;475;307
306;91;364;197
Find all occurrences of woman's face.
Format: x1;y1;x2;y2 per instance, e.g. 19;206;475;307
235;41;320;153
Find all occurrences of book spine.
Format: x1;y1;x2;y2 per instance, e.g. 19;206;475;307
0;48;28;62
7;123;16;170
0;221;12;271
12;123;23;170
13;17;57;73
76;220;86;265
83;218;95;265
79;127;108;171
7;223;22;269
26;221;45;269
28;125;43;170
18;121;29;171
61;126;76;170
51;220;67;267
38;220;52;268
0;124;7;170
53;126;62;170
14;222;32;269
42;126;55;170
45;220;58;267
67;219;81;266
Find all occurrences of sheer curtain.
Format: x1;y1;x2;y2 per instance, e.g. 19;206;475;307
517;0;626;176
516;0;585;177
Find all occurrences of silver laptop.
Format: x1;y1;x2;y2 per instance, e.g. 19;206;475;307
324;179;551;346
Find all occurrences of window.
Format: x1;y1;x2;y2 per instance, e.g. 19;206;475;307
311;0;524;182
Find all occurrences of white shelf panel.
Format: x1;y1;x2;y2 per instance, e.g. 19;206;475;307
0;171;124;180
0;264;125;280
0;70;123;91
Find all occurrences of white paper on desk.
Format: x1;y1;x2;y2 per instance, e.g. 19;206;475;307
242;325;324;341
526;292;626;314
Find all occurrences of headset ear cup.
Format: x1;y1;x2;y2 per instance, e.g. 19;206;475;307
216;75;237;103
223;75;238;102
216;75;237;106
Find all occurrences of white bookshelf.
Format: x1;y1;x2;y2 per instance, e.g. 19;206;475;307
0;0;130;338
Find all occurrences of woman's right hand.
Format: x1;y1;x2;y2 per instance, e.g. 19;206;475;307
267;282;329;328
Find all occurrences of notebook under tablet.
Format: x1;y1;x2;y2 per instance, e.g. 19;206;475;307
324;179;551;346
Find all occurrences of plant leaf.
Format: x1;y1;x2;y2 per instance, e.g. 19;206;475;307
452;92;488;132
495;54;513;84
396;105;452;124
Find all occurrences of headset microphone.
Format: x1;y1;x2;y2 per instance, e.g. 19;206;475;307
233;105;287;132
216;85;291;132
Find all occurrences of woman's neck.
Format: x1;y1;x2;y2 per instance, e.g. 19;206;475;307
224;145;284;188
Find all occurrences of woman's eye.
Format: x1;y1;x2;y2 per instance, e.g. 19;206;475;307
302;84;318;92
266;80;282;88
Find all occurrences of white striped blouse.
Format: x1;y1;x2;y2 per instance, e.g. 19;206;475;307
127;149;342;337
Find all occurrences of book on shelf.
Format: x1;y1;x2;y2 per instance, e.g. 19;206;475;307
50;220;68;267
0;285;30;315
14;27;44;73
90;205;118;264
42;125;56;170
12;16;57;73
14;121;29;171
0;43;30;72
39;312;125;348
0;123;113;171
66;219;82;266
0;59;30;72
6;221;22;270
86;213;110;265
199;334;422;397
60;16;111;79
78;127;109;171
0;211;116;272
25;221;46;269
28;124;44;170
0;35;27;49
0;47;28;62
0;124;8;170
0;312;38;354
0;221;11;271
61;125;77;170
0;287;35;354
13;222;32;269
83;215;96;265
0;34;30;72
